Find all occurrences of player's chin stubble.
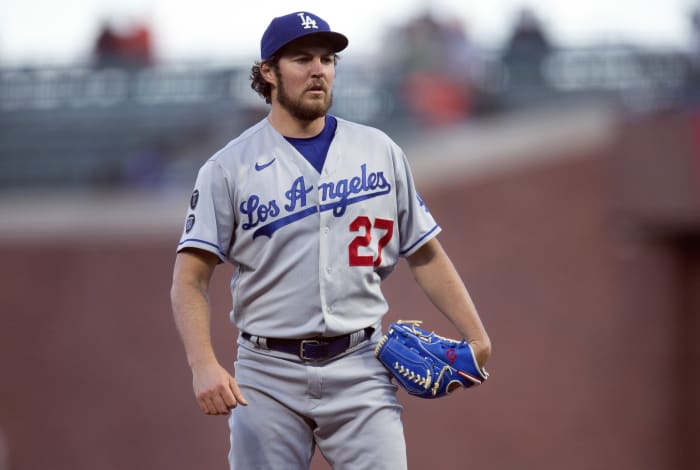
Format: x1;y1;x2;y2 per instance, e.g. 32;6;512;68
276;79;333;122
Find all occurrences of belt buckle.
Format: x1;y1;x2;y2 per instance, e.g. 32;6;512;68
299;339;328;361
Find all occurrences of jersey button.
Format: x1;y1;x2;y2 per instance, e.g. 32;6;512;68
323;227;330;234
326;266;332;274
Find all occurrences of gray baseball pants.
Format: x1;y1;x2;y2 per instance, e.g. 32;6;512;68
228;331;407;470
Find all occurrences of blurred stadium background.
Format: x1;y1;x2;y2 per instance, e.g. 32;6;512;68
1;2;700;469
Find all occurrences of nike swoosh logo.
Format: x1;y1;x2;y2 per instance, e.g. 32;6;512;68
255;158;276;171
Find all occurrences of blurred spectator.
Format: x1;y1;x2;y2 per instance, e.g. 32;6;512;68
442;18;478;82
119;21;154;67
93;19;154;68
389;10;479;127
687;5;700;102
690;6;700;65
94;21;121;68
501;7;554;103
397;11;443;73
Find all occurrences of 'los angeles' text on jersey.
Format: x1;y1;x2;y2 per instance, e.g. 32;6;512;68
241;163;391;239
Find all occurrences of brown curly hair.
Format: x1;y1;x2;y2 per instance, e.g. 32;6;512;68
249;56;281;104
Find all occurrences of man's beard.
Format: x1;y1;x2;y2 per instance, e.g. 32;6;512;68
275;73;333;121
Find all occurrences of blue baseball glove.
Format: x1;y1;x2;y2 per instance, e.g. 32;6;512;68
374;320;489;398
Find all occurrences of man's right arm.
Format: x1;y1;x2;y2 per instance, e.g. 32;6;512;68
170;249;247;415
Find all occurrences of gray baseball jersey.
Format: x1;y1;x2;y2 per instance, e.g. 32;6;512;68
177;117;440;338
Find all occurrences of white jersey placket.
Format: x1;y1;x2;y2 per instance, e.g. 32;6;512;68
317;148;339;328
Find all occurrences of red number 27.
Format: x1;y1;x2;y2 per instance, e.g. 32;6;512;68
348;216;394;267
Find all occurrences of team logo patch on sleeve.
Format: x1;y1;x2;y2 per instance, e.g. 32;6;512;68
190;190;199;210
185;214;196;233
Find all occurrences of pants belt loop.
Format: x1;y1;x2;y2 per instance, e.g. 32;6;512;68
250;335;269;350
348;329;365;349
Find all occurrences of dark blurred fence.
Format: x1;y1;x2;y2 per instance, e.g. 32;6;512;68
0;46;693;191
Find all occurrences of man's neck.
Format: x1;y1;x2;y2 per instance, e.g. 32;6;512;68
267;107;326;138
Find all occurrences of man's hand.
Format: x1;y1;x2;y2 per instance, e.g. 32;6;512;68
192;361;248;415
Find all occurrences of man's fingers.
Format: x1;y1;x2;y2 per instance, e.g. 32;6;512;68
197;389;230;415
192;366;244;415
196;397;209;414
230;377;248;406
197;395;217;415
211;394;231;415
221;385;238;410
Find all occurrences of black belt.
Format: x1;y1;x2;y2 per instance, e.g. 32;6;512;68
242;327;374;361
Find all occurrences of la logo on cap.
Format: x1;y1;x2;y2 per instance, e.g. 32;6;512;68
260;11;348;60
297;12;318;30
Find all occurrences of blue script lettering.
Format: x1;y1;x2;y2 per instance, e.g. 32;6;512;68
285;176;313;211
318;164;390;216
240;195;281;230
240;165;393;238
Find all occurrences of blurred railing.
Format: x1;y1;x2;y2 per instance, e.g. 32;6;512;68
0;66;238;110
0;64;394;119
543;46;689;108
0;46;694;191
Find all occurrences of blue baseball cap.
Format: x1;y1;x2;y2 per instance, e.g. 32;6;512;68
260;12;348;60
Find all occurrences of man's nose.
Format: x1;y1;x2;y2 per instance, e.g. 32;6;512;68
309;57;326;76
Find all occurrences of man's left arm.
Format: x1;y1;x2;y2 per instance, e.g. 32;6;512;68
406;237;492;367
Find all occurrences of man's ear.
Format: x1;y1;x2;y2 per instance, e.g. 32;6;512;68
260;61;277;87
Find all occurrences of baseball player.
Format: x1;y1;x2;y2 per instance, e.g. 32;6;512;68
170;11;491;470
